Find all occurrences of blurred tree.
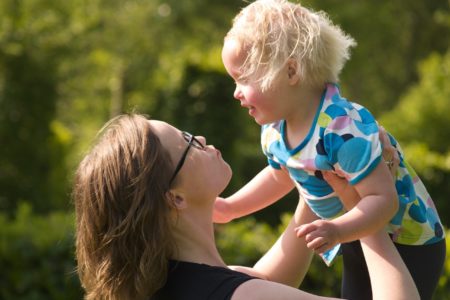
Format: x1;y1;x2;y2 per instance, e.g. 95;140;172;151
0;0;73;214
0;0;449;298
381;50;450;226
0;204;81;300
303;0;449;115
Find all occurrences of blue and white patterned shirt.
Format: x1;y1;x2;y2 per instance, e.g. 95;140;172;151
261;84;444;250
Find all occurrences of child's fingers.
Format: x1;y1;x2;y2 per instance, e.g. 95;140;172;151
306;237;328;251
295;223;317;238
314;242;332;254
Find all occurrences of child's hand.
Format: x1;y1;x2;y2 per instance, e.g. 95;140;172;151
213;197;234;223
294;220;341;254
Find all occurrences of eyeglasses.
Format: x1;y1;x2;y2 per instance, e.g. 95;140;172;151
169;131;205;185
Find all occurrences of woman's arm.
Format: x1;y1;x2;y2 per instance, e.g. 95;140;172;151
251;197;318;287
214;166;295;223
360;230;419;300
232;163;418;300
230;198;336;300
232;228;418;300
231;220;418;300
226;195;318;286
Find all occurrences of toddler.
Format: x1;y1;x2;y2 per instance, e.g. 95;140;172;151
215;1;446;299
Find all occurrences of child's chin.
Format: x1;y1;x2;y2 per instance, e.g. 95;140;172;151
254;117;272;126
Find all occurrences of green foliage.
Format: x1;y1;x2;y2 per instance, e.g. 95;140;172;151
0;0;73;214
1;207;448;299
0;0;449;298
304;0;449;115
0;203;82;300
436;232;450;300
381;51;450;226
216;217;278;265
382;51;450;153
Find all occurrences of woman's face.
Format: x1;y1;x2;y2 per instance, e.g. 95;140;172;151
149;120;232;202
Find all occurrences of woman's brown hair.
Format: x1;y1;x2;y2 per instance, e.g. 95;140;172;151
73;114;175;299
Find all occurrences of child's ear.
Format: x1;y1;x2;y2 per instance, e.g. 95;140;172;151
287;59;300;85
165;190;188;210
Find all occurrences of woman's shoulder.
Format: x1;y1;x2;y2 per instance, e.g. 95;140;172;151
231;278;324;300
151;260;256;300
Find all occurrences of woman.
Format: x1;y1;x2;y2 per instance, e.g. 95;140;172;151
73;114;418;300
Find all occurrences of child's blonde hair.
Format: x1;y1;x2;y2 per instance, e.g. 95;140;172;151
225;0;356;90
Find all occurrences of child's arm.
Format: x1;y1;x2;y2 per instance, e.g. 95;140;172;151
297;129;400;253
298;162;398;253
213;166;295;223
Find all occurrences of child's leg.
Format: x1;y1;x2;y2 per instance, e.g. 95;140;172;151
394;239;446;300
341;240;372;300
342;239;446;300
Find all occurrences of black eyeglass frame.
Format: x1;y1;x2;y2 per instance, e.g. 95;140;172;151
168;132;204;185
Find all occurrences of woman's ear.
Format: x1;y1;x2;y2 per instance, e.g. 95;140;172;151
287;59;300;85
166;190;188;210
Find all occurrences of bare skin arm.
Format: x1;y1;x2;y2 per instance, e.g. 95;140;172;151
214;166;295;223
231;198;337;300
251;197;317;287
296;128;401;253
323;148;417;300
324;126;400;211
304;161;398;252
231;165;418;300
232;228;419;300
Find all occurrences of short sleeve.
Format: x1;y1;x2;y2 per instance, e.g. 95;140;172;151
322;104;382;185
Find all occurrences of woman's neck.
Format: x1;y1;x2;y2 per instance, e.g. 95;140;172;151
171;205;226;267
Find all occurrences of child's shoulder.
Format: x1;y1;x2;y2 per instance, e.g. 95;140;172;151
322;83;377;125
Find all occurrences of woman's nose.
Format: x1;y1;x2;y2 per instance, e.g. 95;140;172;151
197;136;207;146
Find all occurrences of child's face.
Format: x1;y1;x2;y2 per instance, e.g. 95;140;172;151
222;39;287;125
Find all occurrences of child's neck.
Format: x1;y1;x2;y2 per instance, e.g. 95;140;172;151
284;85;324;149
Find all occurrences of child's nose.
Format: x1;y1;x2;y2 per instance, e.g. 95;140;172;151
233;86;243;100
